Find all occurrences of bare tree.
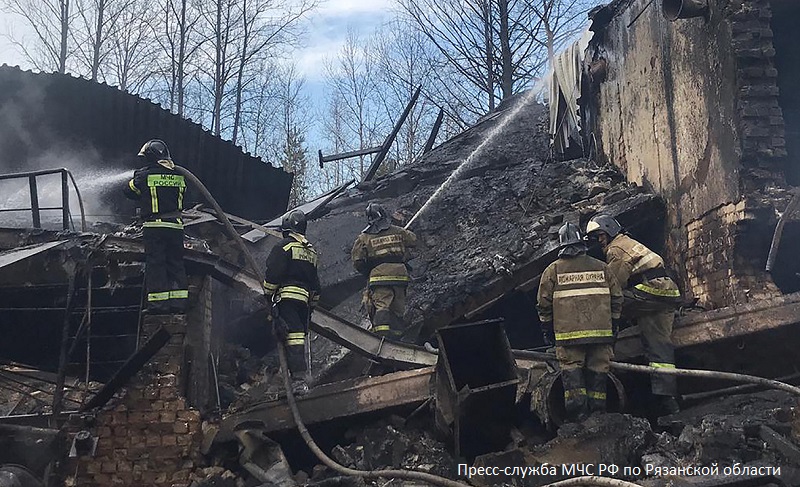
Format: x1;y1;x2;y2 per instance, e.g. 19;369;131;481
72;0;132;80
1;0;73;73
323;29;383;179
152;0;204;116
107;0;156;91
372;20;440;170
230;0;317;145
398;0;586;121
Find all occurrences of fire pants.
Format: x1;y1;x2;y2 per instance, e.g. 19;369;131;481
556;344;613;418
276;298;310;377
623;291;677;397
143;227;188;312
364;285;407;338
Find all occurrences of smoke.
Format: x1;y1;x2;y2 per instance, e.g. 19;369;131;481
0;73;137;229
0;143;134;229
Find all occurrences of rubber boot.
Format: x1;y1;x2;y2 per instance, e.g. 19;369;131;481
586;371;607;414
561;369;588;422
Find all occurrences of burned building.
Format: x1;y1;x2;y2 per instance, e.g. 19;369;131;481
3;4;800;484
578;0;800;308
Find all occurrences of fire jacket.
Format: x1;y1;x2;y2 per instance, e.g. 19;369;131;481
537;254;623;345
123;160;186;229
263;232;321;306
603;234;681;303
352;225;417;287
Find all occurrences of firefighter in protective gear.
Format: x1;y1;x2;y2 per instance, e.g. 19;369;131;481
351;203;417;339
537;222;623;421
123;139;188;314
263;210;321;390
585;214;682;415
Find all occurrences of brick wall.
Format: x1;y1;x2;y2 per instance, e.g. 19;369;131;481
685;198;781;308
66;315;203;487
731;0;787;165
680;0;789;308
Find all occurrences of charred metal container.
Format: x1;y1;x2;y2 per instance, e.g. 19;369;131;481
434;320;519;459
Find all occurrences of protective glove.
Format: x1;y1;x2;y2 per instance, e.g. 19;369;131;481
540;320;555;347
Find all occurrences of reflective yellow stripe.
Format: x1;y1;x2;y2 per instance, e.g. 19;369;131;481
587;391;607;400
287;332;305;339
564;388;587;399
286;339;305;346
552;288;610;298
372;325;391;332
369;275;410;283
278;286;310;302
555;329;613;340
147;292;170;302
143;221;183;229
373;247;404;256
631;253;659;273
649;362;675;368
262;281;279;292
634;283;680;297
178;186;184;210
150;186;158;213
128;179;141;195
282;241;306;251
169;290;188;299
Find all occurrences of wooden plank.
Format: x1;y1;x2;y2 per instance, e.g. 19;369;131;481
215;367;435;441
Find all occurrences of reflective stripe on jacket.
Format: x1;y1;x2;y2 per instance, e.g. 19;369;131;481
352;224;417;287
537;254;623;346
123;161;186;229
604;234;681;302
263;232;321;304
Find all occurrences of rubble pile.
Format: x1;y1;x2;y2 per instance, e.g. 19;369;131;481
309;96;663;335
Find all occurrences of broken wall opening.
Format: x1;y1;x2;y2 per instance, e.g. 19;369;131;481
772;0;800;185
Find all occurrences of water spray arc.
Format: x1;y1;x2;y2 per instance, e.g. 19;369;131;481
404;90;537;230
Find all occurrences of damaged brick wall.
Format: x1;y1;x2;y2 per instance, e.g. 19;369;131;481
67;314;206;486
587;0;790;308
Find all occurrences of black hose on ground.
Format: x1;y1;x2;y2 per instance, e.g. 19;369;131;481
175;165;473;487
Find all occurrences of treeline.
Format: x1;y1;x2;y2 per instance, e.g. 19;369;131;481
2;0;592;206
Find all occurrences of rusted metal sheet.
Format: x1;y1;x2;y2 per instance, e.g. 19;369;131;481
214;367;435;441
615;291;800;360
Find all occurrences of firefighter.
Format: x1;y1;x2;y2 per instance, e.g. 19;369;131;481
351;203;417;340
585;214;682;415
537;222;623;421
123;139;188;314
263;209;320;392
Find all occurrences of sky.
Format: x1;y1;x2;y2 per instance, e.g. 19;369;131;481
0;0;394;82
0;0;394;155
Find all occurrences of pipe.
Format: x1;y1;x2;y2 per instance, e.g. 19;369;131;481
544;477;644;487
175;164;472;487
513;350;800;397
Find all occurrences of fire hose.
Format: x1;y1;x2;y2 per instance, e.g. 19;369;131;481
174;165;473;487
515;350;800;397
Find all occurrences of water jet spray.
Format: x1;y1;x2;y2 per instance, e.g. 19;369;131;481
404;90;538;230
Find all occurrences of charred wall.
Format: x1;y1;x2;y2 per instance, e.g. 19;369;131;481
587;0;791;308
0;66;292;222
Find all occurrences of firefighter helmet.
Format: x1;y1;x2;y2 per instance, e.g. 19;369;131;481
137;139;171;162
585;214;622;238
558;222;584;248
366;203;388;224
281;209;307;234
